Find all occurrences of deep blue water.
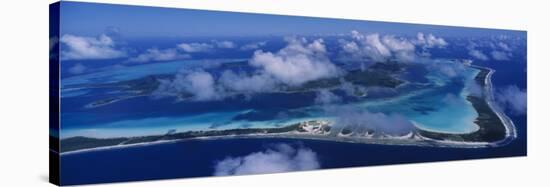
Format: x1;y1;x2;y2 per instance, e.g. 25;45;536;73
59;36;527;185
61;86;527;186
61;121;526;185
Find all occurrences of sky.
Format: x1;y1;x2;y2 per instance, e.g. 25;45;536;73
59;1;526;39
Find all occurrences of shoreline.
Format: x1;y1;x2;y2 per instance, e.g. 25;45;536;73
473;65;517;145
416;65;516;144
60;64;517;155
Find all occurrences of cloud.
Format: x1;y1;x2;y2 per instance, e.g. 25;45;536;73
240;41;267;50
68;63;87;74
220;38;342;96
488;40;513;61
355;32;392;61
250;38;341;86
465;80;483;97
132;40;246;63
213;143;320;176
496;85;527;115
153;38;342;101
364;86;397;96
414;32;447;56
339;31;389;62
341;31;447;63
340;40;360;54
153;69;223;101
490;51;511;61
428;61;467;78
183;71;220;101
414;32;448;48
468;48;489;61
468;39;514;61
496;42;512;51
442;93;462;106
177;40;235;53
218;70;277;93
314;89;342;105
381;35;416;62
214;40;236;49
177;42;214;53
361;33;392;58
60;34;126;60
127;48;191;63
325;105;414;136
339;80;359;96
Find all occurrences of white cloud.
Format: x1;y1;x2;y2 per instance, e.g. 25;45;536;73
382;35;416;62
214;40;236;49
339;80;368;97
414;32;447;57
184;71;220;101
496;85;527;115
177;40;235;52
325;105;414;136
442;93;462;106
468;40;514;61
68;63;86;74
490;51;511;61
177;42;214;52
468;49;489;61
154;69;278;101
340;40;360;54
466;80;483;97
362;33;392;61
314;89;342;105
341;31;421;62
343;31;391;62
240;41;267;50
218;70;277;93
341;31;448;62
414;32;448;48
127;48;190;63
60;34;126;60
383;35;416;51
213;143;320;176
152;38;343;101
153;70;222;101
428;62;467;78
250;38;341;86
497;42;512;51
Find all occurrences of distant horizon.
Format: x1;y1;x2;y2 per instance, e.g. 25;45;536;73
60;1;526;38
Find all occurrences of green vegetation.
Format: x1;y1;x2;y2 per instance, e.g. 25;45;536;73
61;122;314;153
61;136;129;153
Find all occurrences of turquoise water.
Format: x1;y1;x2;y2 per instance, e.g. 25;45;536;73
60;60;481;138
358;66;480;134
61;58;245;88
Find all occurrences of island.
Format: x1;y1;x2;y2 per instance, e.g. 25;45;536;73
60;61;517;154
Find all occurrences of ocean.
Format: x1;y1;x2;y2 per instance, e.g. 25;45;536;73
58;38;527;185
60;127;526;185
